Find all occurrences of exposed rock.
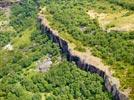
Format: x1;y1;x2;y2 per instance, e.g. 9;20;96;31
3;43;13;51
0;0;20;8
38;14;128;100
37;57;52;72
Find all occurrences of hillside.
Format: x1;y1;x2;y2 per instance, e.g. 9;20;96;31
0;0;113;100
0;0;134;100
39;0;134;99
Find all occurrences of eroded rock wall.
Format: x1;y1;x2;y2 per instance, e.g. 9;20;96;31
38;17;128;100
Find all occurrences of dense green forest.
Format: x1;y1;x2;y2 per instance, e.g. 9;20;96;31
108;0;134;10
0;0;113;100
39;0;134;98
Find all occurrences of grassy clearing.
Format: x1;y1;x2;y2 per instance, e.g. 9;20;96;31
87;9;134;32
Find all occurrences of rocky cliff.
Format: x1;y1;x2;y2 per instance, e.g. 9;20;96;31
38;15;128;100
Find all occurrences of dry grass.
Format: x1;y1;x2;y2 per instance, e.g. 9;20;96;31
87;10;134;32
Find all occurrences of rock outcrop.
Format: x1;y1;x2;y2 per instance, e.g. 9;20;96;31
0;0;20;8
38;15;128;100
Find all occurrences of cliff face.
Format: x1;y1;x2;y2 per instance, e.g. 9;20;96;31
38;16;128;100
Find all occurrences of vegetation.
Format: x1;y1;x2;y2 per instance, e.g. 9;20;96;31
0;58;113;99
0;0;113;100
0;9;15;48
40;0;134;98
108;0;134;10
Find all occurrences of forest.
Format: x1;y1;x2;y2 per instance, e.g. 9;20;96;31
0;0;113;100
39;0;134;98
108;0;134;10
